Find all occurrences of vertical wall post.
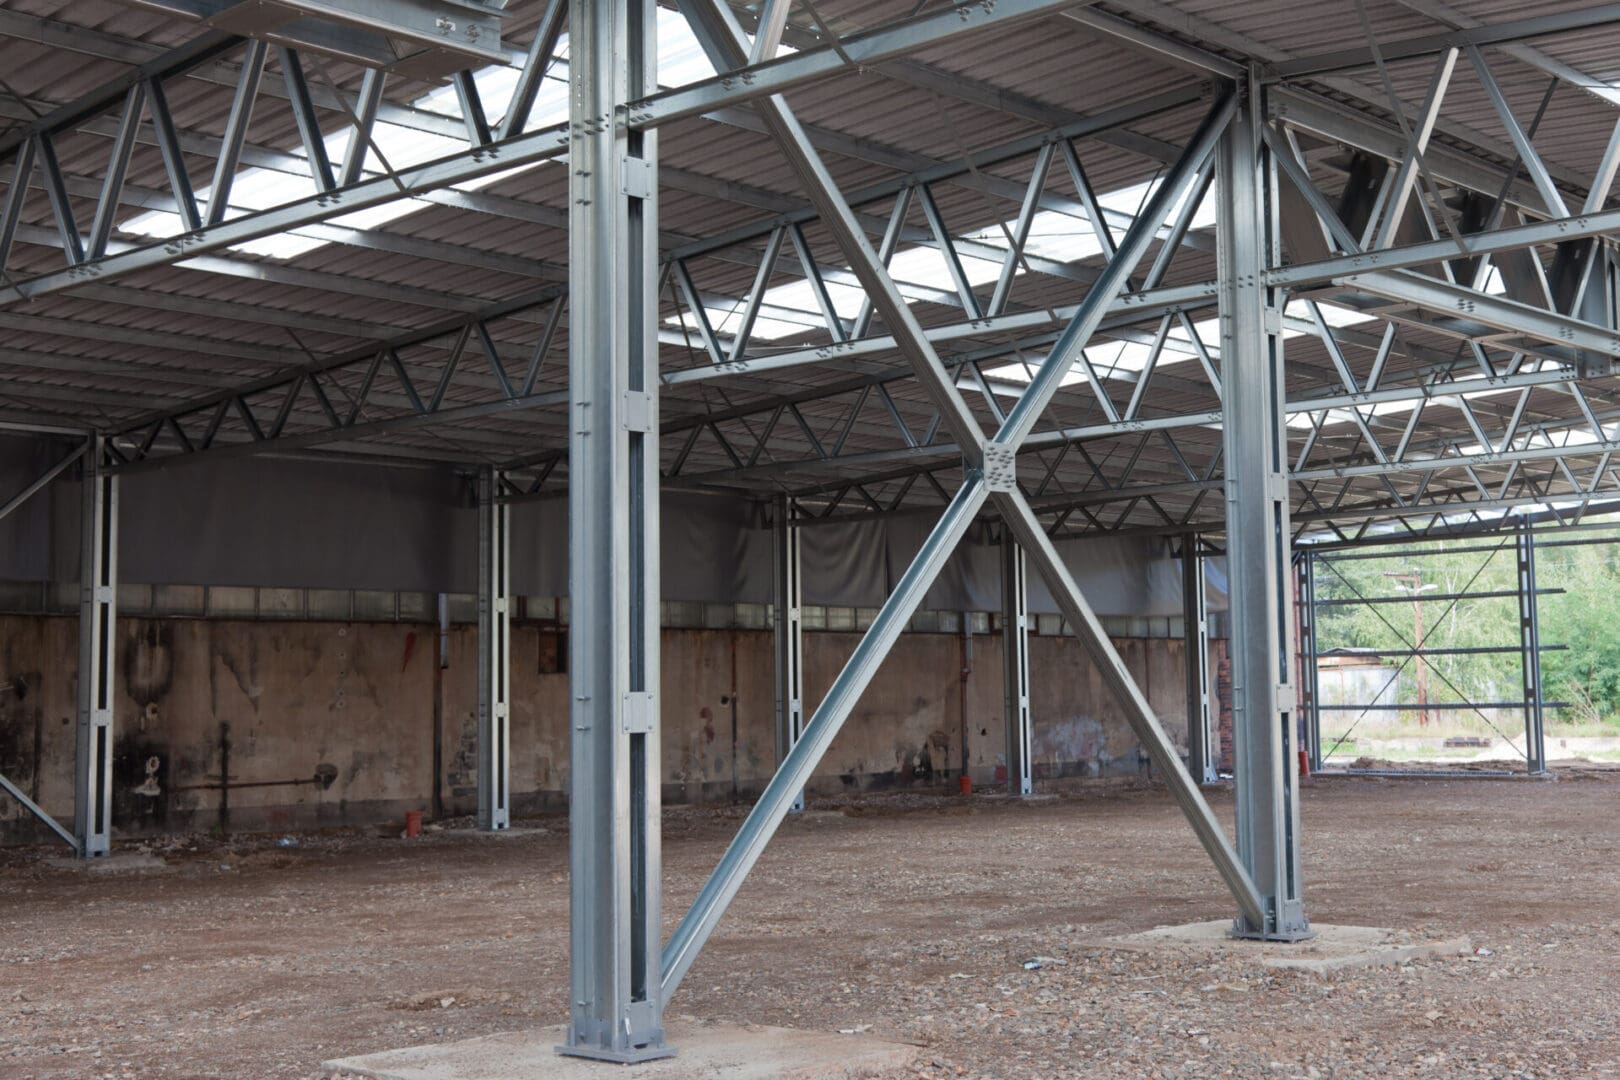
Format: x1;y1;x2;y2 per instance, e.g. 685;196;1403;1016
477;467;511;831
75;435;116;858
1001;533;1033;797
1297;550;1323;773
773;495;806;812
1181;536;1215;785
1517;522;1547;775
562;0;670;1060
1217;70;1310;941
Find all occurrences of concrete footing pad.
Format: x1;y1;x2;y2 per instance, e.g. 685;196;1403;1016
321;1020;920;1080
1103;920;1472;974
45;851;168;874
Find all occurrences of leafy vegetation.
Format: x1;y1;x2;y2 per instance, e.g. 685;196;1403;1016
1308;524;1620;738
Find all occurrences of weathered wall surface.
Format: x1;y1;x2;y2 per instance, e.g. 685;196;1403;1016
0;615;1224;844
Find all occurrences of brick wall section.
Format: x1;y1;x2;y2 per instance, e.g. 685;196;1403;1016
1215;645;1234;774
0;615;1223;842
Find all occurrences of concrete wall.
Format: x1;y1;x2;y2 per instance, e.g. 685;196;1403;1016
0;614;1226;844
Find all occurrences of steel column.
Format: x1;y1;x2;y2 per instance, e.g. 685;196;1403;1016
75;436;116;858
476;467;511;832
1516;523;1547;775
561;0;670;1060
773;496;806;813
1001;535;1033;797
1218;74;1309;941
1298;550;1323;773
1181;537;1215;784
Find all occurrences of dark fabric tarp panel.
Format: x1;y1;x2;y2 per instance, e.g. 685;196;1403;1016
799;515;889;607
882;519;1219;617
657;493;773;604
498;503;1211;616
0;434;1222;616
505;493;773;603
0;434;67;583
1026;534;1190;617
112;456;470;592
507;497;566;598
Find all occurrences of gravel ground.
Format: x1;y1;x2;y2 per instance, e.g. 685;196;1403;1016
3;766;1618;1079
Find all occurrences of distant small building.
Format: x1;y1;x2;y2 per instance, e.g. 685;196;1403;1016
1316;648;1401;722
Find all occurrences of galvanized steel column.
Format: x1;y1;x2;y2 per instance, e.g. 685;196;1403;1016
1297;550;1323;774
75;436;116;858
773;496;806;813
1001;534;1033;797
476;467;511;831
1517;523;1547;775
1217;72;1310;941
561;0;671;1060
1181;537;1215;785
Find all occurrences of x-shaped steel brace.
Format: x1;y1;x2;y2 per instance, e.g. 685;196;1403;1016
661;0;1261;1001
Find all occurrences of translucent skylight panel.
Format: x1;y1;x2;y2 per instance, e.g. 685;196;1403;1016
120;9;717;261
1018;211;1107;263
885;244;1003;303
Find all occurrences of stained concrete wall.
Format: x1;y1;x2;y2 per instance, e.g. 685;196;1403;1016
0;615;1225;844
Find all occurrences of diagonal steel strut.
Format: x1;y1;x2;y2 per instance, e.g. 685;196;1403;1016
661;5;1257;998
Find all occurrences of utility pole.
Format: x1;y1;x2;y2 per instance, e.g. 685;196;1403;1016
1384;570;1435;727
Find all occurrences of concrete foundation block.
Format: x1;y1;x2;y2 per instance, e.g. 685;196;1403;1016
321;1019;920;1080
438;827;549;840
45;851;168;874
1103;919;1473;974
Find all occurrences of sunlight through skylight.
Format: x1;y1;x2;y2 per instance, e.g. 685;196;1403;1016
122;9;720;259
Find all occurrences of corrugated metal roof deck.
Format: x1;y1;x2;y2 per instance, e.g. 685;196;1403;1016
0;0;1616;534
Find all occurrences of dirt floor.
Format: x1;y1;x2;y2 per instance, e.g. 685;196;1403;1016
4;765;1619;1079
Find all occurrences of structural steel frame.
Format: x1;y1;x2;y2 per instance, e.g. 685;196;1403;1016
8;0;1620;1059
477;466;513;831
1183;536;1216;785
1301;531;1558;776
1000;535;1033;798
77;437;118;859
772;494;807;814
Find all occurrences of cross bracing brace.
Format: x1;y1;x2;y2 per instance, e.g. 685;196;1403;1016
658;10;1261;1003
